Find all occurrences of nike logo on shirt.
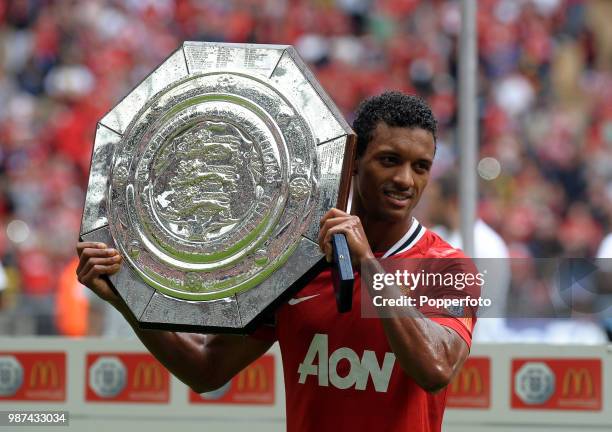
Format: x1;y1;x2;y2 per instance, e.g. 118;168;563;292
288;294;320;306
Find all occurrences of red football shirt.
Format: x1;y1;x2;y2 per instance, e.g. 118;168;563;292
255;220;479;432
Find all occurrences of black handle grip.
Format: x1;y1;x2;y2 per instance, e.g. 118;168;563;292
331;233;354;313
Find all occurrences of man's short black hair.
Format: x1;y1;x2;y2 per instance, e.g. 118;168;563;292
352;91;437;157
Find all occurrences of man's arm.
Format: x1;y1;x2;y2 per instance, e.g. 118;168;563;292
76;242;274;393
360;259;469;393
318;209;469;393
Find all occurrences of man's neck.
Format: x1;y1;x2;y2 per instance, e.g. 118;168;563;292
352;201;414;254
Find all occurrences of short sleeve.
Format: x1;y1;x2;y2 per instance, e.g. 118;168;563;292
415;255;481;348
430;316;475;348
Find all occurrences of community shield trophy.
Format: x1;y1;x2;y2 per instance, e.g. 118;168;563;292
80;42;356;333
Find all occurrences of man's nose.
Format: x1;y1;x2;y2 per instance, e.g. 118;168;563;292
392;165;415;189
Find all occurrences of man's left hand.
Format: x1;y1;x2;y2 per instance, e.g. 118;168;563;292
318;208;375;265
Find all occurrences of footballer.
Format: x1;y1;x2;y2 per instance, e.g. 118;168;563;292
77;91;478;432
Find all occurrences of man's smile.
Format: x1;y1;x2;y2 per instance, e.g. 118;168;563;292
383;188;414;207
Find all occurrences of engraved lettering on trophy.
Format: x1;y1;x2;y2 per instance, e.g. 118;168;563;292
216;47;232;68
151;120;264;242
244;48;270;70
318;144;344;173
185;45;215;70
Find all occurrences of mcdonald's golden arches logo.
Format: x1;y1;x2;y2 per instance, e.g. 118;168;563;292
133;362;164;391
29;361;60;389
237;364;268;392
450;366;482;395
562;368;593;398
190;355;275;405
447;357;490;409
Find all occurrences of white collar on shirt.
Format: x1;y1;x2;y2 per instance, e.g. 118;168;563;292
382;218;426;258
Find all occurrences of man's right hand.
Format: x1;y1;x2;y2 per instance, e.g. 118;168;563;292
76;242;123;305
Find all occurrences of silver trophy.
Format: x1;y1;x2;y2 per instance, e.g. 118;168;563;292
80;42;355;333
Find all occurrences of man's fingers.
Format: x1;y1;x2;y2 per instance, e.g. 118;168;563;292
79;255;122;277
319;208;336;227
318;216;351;249
76;242;106;256
319;208;348;227
319;213;362;261
323;224;350;248
79;263;121;287
323;224;354;263
80;247;116;259
320;222;351;262
318;215;356;252
75;242;123;303
76;248;119;274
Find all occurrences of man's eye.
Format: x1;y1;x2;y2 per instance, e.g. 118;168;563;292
380;156;398;165
414;162;431;173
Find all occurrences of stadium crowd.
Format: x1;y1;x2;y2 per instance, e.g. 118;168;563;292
0;0;610;337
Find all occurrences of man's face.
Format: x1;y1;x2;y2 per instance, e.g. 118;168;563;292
354;122;435;224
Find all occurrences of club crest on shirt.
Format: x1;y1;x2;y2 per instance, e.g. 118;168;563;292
446;304;465;317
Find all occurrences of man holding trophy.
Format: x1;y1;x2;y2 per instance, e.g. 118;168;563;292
76;43;477;432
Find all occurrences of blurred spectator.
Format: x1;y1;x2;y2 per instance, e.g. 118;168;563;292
56;257;133;337
422;172;511;342
56;257;107;337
